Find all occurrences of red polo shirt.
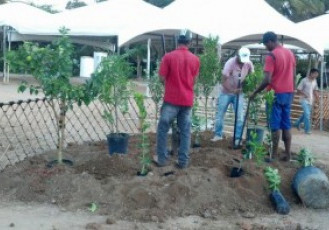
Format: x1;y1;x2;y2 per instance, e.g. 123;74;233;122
264;45;296;93
159;45;200;106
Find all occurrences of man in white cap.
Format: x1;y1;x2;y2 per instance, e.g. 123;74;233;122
211;47;254;145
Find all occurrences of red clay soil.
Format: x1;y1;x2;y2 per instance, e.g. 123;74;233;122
0;131;327;223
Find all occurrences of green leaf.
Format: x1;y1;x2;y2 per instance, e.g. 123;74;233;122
88;202;98;213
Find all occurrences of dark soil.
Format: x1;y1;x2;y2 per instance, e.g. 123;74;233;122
0;131;327;223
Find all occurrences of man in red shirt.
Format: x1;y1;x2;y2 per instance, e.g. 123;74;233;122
251;31;296;161
154;29;200;169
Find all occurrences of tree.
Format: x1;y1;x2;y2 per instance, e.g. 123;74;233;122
129;44;147;79
198;36;221;128
66;0;87;10
143;0;174;8
0;0;6;4
265;0;327;22
30;3;60;14
6;28;90;165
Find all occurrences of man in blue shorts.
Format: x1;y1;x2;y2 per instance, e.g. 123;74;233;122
251;32;296;161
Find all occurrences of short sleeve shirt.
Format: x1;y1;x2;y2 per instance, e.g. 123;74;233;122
221;56;254;94
159;46;200;106
264;45;296;93
297;77;318;105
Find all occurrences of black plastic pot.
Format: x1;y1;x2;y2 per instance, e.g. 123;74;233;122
292;166;329;208
269;190;290;215
107;133;129;155
230;167;244;178
46;159;73;168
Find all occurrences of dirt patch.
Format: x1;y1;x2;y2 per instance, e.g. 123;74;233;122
0;131;328;225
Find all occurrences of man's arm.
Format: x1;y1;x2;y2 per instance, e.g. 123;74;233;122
314;90;320;101
250;71;272;99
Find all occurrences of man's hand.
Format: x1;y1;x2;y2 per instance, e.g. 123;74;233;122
233;88;242;94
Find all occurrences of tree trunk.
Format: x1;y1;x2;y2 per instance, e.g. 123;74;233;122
137;57;142;79
58;99;66;164
205;97;208;131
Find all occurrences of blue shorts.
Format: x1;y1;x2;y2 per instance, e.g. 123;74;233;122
270;93;293;131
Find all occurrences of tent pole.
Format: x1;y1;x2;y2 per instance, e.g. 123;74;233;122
320;57;325;132
146;38;151;97
2;26;7;83
161;34;166;55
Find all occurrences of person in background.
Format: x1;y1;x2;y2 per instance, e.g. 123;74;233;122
293;68;319;134
154;29;200;169
250;31;296;161
211;47;254;146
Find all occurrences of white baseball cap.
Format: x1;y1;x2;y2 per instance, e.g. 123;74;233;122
238;47;251;63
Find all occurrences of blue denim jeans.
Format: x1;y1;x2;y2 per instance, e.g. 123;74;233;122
156;102;192;167
214;93;245;140
295;99;312;133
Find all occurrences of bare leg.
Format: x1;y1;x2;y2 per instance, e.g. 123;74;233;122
272;130;280;159
281;129;291;161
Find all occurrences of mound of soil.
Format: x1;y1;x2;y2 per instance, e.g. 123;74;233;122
0;131;325;223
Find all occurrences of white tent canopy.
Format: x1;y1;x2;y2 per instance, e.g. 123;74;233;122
163;0;322;54
297;14;329;53
0;3;59;35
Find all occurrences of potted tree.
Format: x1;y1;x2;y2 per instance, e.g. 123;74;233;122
192;82;202;148
264;166;290;214
292;148;329;208
198;36;221;129
6;28;90;167
91;54;133;155
134;93;151;176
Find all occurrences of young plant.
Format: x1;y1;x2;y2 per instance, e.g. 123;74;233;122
297;148;315;167
243;64;264;127
6;28;89;165
91;54;133;133
134;93;151;175
263;90;275;157
192;82;201;146
198;36;221;128
148;62;164;127
264;166;281;192
248;130;267;166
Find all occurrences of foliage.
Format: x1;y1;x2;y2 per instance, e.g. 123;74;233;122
30;3;60;13
91;54;133;132
263;90;275;156
134;93;151;175
66;0;87;9
88;203;98;213
264;167;281;192
199;36;221;127
0;0;6;4
6;28;90;164
129;44;147;78
297;148;315;167
296;59;309;78
265;0;328;22
192;82;201;145
199;36;221;98
248;131;267;166
148;62;164;125
143;0;174;8
243;64;264;127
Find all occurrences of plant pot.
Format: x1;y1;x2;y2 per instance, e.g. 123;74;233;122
46;159;73;168
192;143;201;148
107;133;129;155
269;190;290;215
292;166;329;209
230;167;244;178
